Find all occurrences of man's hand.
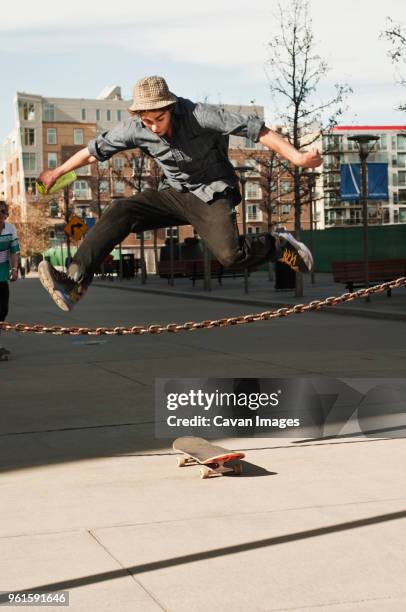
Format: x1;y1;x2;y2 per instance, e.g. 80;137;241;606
10;269;18;282
297;148;322;169
37;169;59;194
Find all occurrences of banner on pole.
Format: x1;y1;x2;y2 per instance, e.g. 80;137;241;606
340;163;389;201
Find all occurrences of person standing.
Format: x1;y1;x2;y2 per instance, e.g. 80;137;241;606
0;202;20;360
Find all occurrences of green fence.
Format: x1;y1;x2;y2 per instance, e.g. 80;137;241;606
300;225;406;273
44;225;406;273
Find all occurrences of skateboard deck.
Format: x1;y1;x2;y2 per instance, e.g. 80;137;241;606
173;436;245;479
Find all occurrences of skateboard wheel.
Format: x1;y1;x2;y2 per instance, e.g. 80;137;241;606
200;467;211;479
177;456;187;467
233;463;243;475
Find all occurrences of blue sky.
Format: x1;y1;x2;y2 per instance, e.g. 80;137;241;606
1;0;405;143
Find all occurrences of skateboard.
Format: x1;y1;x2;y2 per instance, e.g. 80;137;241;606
173;436;245;479
0;348;10;361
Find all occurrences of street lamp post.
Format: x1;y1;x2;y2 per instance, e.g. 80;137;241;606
63;186;71;268
235;165;253;294
348;135;379;302
304;170;320;285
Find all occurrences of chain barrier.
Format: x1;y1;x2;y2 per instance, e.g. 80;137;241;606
1;277;406;337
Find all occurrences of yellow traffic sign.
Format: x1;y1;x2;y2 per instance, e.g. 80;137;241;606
64;215;88;242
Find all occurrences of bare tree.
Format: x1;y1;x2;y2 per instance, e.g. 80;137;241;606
9;200;49;258
147;159;164;269
381;17;406;111
111;151;150;281
89;161;112;219
266;0;351;295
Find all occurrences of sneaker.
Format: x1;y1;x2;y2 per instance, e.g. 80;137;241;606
274;231;314;273
38;261;87;312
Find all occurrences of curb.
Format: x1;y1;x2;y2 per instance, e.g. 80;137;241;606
93;282;406;323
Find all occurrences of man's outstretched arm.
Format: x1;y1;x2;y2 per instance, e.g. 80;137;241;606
37;147;97;193
258;127;322;169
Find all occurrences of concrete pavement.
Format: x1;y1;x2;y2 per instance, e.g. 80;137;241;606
0;277;405;611
93;269;406;322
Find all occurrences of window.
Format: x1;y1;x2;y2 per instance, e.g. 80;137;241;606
397;153;406;168
165;227;178;239
20;102;35;121
398;190;406;202
246;182;262;199
98;160;109;170
399;208;406;222
81;108;87;121
74;129;84;145
73;180;91;199
244;138;256;149
47;128;57;144
281;180;291;193
22;128;35;146
397;134;406;150
245;158;260;175
107;110;112;121
398;171;406;186
377;134;387;150
393;172;399;187
136;231;152;239
133;180;149;194
24;177;37;194
76;165;91;175
96;109;101;121
114;180;125;193
43;103;55;121
47;152;58;169
281;204;291;215
246;204;262;221
99;180;109;193
350;210;361;224
117;110;122;121
22;152;36;172
324;135;342;151
49;200;59;218
114;157;125;169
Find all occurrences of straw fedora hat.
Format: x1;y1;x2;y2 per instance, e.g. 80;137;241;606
128;76;177;112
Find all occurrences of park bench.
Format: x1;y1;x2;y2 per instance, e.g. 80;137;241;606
331;259;406;297
157;259;252;286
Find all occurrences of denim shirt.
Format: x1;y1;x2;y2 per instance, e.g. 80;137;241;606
87;97;264;203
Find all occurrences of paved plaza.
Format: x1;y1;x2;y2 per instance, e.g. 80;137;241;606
0;275;405;611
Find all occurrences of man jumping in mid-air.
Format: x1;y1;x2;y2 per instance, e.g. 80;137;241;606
37;75;322;311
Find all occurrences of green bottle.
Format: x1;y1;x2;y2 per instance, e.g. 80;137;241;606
36;170;77;196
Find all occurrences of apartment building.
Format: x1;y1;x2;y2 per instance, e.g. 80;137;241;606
323;125;406;227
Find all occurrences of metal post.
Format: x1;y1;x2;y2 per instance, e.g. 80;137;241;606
63;186;71;268
140;231;147;284
169;228;175;287
305;171;320;285
360;150;369;299
118;241;123;280
235;165;253;295
203;242;211;291
348;135;379;303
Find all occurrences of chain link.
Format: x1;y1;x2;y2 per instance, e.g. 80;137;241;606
1;277;406;337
